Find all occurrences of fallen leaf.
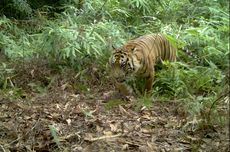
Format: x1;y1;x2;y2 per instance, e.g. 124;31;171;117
66;119;71;125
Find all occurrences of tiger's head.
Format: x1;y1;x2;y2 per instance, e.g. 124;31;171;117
109;45;142;82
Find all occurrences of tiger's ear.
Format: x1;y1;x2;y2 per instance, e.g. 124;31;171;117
131;47;136;51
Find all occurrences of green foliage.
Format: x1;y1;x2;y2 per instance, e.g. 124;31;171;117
134;94;153;111
28;82;47;93
0;0;32;19
104;99;125;110
0;17;35;58
36;19;125;67
153;61;225;98
49;124;61;149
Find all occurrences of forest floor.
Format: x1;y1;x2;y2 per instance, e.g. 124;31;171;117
0;59;229;152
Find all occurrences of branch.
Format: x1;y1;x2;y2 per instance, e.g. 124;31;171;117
84;133;122;142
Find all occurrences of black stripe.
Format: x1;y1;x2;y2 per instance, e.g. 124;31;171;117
160;35;166;60
131;56;135;71
141;64;147;75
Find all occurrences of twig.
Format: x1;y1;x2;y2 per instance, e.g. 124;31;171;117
60;132;81;141
84;133;122;142
119;105;132;117
118;139;142;147
0;144;6;152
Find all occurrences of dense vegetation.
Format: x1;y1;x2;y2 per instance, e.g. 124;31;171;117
0;0;229;151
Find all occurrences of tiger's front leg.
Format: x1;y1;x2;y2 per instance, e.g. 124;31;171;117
115;82;132;96
144;71;154;93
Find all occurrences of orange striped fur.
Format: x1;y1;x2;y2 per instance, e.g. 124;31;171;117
109;33;176;93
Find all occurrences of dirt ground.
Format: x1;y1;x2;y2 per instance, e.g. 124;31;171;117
0;61;229;152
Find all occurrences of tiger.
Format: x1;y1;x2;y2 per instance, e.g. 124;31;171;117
109;33;176;95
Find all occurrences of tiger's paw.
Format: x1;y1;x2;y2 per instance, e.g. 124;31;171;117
115;82;133;96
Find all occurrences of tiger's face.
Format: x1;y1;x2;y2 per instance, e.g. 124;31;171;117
109;46;142;82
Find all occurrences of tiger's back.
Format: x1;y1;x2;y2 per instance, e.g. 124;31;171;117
131;33;176;63
109;33;176;93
